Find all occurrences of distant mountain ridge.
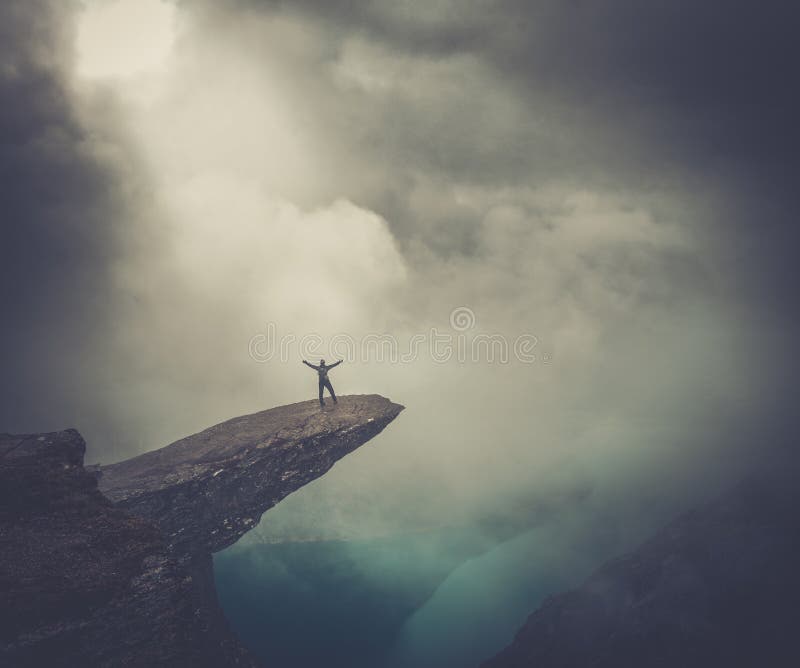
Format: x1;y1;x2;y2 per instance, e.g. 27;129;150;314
482;466;800;668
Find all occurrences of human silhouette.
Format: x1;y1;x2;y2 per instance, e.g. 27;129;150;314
302;358;342;407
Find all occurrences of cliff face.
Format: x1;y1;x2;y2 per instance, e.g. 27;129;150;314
0;395;403;667
99;395;403;555
0;429;215;667
482;471;800;668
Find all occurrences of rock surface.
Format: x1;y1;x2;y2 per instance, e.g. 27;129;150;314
1;395;403;667
99;394;403;555
482;470;800;668
0;429;222;667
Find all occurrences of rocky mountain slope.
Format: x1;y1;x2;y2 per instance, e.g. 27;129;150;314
1;395;402;667
482;467;800;668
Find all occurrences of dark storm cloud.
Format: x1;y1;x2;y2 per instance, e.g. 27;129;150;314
488;2;800;230
171;0;799;523
0;1;128;433
212;0;497;55
485;0;800;326
203;0;800;297
3;0;798;473
235;0;799;165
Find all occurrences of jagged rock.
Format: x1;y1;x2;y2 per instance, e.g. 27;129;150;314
99;394;403;554
1;395;403;667
482;471;800;668
0;429;217;667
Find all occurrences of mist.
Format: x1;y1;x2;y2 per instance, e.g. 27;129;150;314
3;1;798;666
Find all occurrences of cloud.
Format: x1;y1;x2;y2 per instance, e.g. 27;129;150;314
2;0;797;551
0;0;136;437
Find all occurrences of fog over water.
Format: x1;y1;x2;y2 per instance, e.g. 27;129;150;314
3;1;799;666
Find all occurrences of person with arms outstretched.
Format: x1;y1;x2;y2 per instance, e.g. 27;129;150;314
302;358;342;407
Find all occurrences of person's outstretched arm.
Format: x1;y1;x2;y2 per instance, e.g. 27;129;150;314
302;360;319;370
328;360;343;369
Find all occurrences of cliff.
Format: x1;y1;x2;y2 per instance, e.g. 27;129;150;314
482;469;800;668
0;395;403;667
98;394;403;555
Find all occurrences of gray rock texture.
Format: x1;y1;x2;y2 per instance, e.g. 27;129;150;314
1;395;402;667
99;394;404;554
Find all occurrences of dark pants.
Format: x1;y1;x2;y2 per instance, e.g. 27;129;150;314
319;378;337;406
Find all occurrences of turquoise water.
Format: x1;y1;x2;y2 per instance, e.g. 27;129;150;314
214;519;627;668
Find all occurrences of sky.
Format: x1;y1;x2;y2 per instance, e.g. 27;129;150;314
2;0;799;545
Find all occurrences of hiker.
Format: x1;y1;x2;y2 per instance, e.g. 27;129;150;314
302;358;343;407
